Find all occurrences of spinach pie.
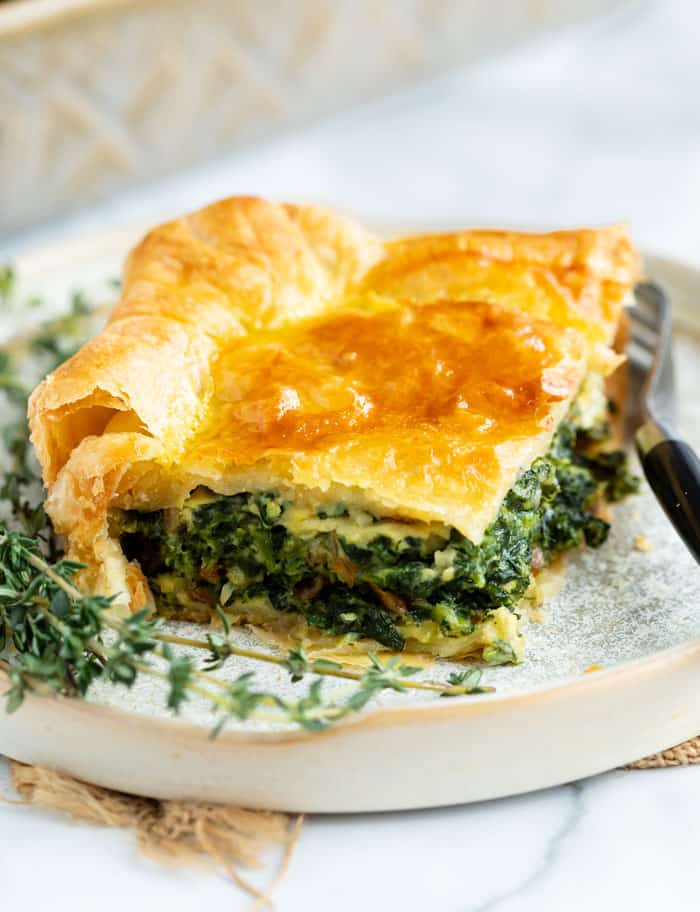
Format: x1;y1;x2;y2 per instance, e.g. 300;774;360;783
29;198;641;662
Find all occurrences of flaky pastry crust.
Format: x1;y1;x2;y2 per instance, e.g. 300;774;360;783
28;197;641;611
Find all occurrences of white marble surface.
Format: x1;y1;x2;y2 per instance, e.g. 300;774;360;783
3;0;700;908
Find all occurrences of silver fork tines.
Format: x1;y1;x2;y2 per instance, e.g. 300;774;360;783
630;282;678;434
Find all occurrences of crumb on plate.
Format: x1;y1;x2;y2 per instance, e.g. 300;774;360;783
634;533;653;553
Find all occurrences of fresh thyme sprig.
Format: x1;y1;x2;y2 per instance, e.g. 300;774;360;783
161;632;491;698
0;267;487;733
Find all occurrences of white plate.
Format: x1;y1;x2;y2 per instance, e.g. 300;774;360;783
2;224;700;813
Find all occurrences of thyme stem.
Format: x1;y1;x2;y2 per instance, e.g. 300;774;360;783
155;631;490;696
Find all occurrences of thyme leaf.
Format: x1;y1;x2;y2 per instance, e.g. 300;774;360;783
482;640;518;666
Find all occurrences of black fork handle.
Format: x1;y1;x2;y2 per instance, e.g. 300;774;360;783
636;426;700;564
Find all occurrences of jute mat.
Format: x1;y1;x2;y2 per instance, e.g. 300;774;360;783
624;736;700;769
2;740;699;904
0;760;303;908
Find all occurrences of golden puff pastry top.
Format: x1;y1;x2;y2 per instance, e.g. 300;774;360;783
28;196;641;605
184;295;587;543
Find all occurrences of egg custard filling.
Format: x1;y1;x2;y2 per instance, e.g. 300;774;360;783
115;417;637;662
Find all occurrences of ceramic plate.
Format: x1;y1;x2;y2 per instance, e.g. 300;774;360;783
2;223;700;813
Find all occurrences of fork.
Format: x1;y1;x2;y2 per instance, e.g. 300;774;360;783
629;281;700;563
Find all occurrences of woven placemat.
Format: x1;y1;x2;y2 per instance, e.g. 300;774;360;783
625;736;700;769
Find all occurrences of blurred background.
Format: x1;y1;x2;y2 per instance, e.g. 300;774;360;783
1;0;697;262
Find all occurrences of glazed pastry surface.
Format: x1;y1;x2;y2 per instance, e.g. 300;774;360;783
28;197;641;607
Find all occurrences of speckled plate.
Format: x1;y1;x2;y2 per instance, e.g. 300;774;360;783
2;223;700;812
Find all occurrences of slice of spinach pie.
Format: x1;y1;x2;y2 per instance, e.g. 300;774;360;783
29;197;641;662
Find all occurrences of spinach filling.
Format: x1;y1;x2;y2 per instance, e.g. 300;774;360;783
118;421;638;654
